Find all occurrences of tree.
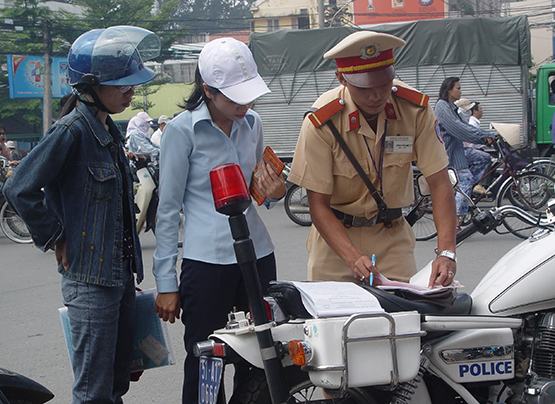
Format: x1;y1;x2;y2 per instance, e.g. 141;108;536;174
450;0;476;16
175;0;255;33
72;0;181;58
0;0;77;129
131;77;171;113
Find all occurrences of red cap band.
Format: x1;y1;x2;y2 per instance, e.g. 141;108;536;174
335;49;394;74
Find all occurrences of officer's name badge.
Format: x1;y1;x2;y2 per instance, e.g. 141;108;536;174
385;136;413;153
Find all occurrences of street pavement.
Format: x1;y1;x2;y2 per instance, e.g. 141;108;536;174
0;202;523;403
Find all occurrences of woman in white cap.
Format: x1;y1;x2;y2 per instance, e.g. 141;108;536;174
152;37;285;403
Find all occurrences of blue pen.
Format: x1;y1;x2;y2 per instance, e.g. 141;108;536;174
370;254;377;286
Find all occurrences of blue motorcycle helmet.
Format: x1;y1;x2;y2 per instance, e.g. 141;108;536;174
68;25;160;88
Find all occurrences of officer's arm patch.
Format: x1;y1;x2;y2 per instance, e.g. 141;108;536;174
307;98;345;128
393;85;429;107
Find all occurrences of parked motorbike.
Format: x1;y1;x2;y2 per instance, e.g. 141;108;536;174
0;157;32;244
284;183;312;227
197;163;555;404
129;156;159;234
0;368;54;403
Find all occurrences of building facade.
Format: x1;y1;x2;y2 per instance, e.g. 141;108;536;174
250;0;354;32
353;0;446;25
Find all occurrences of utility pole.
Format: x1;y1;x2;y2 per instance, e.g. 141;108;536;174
42;19;52;135
318;0;325;28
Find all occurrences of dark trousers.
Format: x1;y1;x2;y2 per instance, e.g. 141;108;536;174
179;253;277;404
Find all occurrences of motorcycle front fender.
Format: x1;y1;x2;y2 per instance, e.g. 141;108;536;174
211;332;263;368
209;322;305;369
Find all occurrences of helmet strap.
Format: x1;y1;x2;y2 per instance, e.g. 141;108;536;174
75;85;116;114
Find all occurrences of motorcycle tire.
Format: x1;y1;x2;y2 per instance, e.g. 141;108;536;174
495;172;555;239
229;367;374;404
0;201;32;244
284;184;312;227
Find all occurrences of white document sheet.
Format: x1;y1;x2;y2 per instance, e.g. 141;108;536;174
377;274;462;296
287;281;384;318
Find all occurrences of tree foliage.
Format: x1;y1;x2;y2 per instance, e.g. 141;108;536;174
0;0;75;128
175;0;255;32
72;0;181;57
0;0;255;132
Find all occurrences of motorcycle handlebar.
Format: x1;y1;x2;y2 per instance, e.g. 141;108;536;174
495;204;553;227
456;222;479;244
455;204;554;245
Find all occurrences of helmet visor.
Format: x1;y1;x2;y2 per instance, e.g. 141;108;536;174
90;26;161;86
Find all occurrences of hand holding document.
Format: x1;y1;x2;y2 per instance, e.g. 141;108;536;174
286;281;384;318
250;146;286;205
377;274;462;296
59;289;175;372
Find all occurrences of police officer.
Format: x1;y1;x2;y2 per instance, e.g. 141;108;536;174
289;31;457;287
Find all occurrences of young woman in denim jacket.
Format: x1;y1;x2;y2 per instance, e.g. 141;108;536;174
153;37;286;403
3;26;160;404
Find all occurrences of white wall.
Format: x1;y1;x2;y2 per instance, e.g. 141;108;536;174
505;0;553;67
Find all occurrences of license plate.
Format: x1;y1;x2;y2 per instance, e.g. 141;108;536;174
198;356;224;404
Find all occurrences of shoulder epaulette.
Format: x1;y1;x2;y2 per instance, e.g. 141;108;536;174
307;98;345;128
392;85;429;107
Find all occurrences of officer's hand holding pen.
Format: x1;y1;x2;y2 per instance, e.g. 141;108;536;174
353;253;379;286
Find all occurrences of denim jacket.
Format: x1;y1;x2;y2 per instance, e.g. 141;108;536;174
3;102;143;286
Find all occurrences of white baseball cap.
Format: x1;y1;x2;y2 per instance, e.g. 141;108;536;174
198;37;270;105
157;115;170;125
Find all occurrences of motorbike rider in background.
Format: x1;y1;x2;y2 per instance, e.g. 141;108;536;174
126;111;159;231
3;26;160;404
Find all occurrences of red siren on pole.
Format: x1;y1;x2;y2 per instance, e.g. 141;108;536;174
209;163;251;216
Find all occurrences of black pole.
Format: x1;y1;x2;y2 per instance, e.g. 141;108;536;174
228;214;289;404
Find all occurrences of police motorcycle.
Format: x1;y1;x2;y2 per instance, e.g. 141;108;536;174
197;163;555;404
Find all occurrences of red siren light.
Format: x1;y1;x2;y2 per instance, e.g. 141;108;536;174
209;163;251;215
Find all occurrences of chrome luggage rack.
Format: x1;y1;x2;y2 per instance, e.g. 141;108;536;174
303;312;425;391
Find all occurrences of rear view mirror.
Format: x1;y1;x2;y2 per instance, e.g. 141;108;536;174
416;168;458;197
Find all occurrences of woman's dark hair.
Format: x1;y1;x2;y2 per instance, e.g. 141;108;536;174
59;93;78;118
180;67;220;111
470;102;481;114
438;77;460;101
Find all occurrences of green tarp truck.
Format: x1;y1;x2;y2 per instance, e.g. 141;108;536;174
249;16;555;158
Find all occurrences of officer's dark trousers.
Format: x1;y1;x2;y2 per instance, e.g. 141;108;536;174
179;253;277;404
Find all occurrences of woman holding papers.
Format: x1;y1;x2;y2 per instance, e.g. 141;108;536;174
3;26;160;403
152;37;285;403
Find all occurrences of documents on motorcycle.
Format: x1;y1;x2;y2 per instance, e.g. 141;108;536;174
276;281;384;318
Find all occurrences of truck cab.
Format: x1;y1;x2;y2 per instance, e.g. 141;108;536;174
535;63;555;156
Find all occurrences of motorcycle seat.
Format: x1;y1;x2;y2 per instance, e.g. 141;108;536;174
267;282;472;322
364;286;472;316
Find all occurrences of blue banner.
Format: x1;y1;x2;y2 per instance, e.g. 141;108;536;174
7;54;72;99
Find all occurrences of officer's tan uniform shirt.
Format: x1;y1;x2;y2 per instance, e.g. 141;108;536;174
289;83;448;282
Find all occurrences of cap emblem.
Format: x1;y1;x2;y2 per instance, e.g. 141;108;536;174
361;45;378;60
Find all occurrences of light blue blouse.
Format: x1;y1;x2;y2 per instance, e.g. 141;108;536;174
152;103;274;293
